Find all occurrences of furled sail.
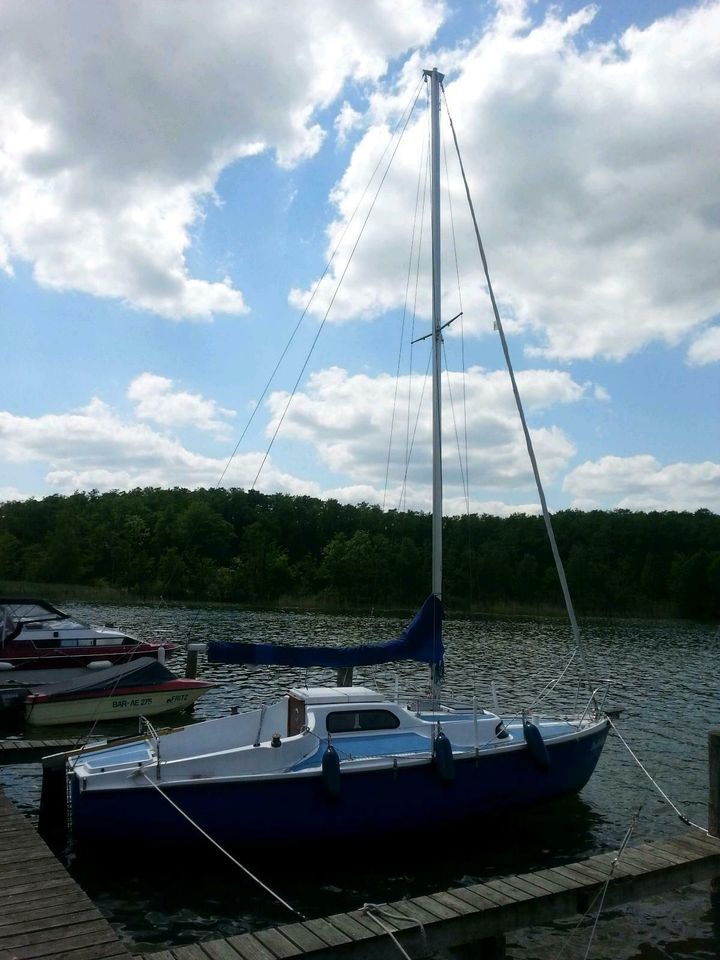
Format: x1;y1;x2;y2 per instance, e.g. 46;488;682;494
207;594;443;668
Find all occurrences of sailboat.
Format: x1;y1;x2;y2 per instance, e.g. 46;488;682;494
64;69;609;850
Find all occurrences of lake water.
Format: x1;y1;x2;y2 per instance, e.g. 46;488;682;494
1;603;718;959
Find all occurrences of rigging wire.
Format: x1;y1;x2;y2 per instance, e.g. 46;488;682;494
440;81;595;698
441;118;470;514
398;347;433;510
403;84;432;511
382;99;429;514
251;84;425;492
442;116;475;610
371;105;430;618
219;75;424;492
441;341;469;506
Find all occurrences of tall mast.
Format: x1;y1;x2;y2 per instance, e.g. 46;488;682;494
425;66;444;601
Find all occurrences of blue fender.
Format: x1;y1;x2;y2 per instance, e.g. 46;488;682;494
523;719;550;771
322;743;341;800
434;730;455;783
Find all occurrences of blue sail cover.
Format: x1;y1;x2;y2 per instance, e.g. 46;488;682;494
207;594;443;668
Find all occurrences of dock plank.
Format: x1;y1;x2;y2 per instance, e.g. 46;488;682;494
171;945;214;960
517;870;571;895
446;885;497;912
278;924;327;954
500;874;555;899
0;909;101;940
0;918;113;952
253;928;303;959
0;739;101;765
385;899;439;926
200;941;245;960
133;832;720;960
0;890;92;922
200;940;245;960
473;880;524;906
300;919;351;948
429;891;478;917
324;914;375;942
225;934;278;960
411;895;460;921
0;786;131;960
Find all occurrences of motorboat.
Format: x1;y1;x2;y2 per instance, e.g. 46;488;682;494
0;597;176;685
23;657;212;727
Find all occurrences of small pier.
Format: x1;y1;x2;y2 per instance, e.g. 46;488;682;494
136;832;720;960
0;739;102;765
0;789;131;960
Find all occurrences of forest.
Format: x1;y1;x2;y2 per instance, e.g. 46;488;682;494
0;488;718;619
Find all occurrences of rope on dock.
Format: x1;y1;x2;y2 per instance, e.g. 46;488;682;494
608;717;707;832
557;803;643;960
140;772;303;918
361;903;427;960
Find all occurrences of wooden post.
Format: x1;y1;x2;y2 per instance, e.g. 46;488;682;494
709;730;720;939
185;642;206;679
38;752;68;847
709;730;720;837
185;648;198;679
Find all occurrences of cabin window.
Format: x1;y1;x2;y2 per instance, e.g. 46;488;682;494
326;710;401;734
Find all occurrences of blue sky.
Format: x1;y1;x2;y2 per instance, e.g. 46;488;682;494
0;0;718;516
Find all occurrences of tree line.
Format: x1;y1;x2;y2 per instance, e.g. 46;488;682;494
0;488;718;619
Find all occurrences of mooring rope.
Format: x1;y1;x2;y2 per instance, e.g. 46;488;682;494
557;803;643;960
140;772;302;917
361;903;427;960
608;717;707;832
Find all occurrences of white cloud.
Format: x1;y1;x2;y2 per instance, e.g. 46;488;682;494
334;103;364;145
127;373;235;438
687;325;720;365
266;364;588;511
0;359;596;514
0;398;319;497
0;487;27;504
295;2;720;360
0;0;443;319
564;455;720;511
593;385;610;402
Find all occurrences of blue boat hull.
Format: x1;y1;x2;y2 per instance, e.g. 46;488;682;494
70;722;608;849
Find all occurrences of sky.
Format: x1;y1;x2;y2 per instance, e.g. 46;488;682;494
1;0;718;518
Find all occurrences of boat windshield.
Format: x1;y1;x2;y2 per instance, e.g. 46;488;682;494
0;600;67;624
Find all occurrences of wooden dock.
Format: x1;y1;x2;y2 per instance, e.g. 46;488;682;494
0;789;131;960
137;832;720;960
0;740;102;765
